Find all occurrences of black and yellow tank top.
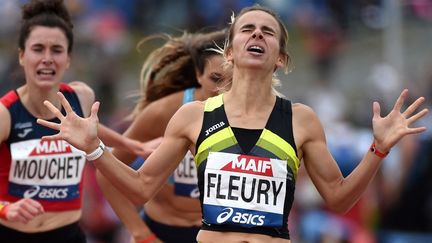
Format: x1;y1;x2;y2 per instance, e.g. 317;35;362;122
194;94;300;239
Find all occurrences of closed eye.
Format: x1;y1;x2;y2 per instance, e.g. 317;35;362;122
210;73;223;83
52;45;66;54
52;48;65;54
262;26;276;36
240;24;255;33
31;45;44;53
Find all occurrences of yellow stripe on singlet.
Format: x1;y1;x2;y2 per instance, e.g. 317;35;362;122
204;93;224;112
197;94;300;177
257;129;300;178
194;127;236;167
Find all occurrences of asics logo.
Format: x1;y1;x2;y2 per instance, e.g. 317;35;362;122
23;185;40;198
23;185;68;199
215;207;266;226
216;207;234;223
190;188;200;198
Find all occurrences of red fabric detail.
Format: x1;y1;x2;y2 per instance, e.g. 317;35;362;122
0;91;19;108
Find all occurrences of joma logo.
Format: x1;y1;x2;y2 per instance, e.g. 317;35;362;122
205;121;225;136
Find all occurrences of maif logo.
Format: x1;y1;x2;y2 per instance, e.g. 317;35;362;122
29;140;73;156
216;207;234;223
221;155;273;176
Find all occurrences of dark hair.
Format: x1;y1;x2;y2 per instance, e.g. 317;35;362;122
19;0;74;53
224;4;291;72
131;29;226;117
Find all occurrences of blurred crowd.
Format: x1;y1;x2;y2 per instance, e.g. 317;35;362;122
1;0;431;242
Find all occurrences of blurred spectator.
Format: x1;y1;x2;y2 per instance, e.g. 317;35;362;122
294;127;377;243
409;0;432;22
376;134;432;242
294;0;346;82
367;62;403;108
0;0;20;35
376;82;432;242
81;163;128;243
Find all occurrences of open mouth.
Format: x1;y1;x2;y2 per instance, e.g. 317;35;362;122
37;69;56;76
247;45;264;54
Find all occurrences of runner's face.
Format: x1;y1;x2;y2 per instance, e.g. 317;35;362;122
196;55;230;98
19;26;70;89
227;10;284;71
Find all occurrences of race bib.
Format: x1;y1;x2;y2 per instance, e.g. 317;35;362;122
8;139;86;201
173;151;199;198
203;152;287;228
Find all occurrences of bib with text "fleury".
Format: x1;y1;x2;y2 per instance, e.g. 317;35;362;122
203;151;287;228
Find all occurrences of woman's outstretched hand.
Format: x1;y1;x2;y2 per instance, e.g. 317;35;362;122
37;92;100;153
372;89;428;152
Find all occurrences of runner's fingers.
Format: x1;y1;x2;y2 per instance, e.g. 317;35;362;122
89;101;100;121
18;209;36;222
57;92;74;114
403;96;425;118
21;200;43;216
13;214;29;224
392;89;408;112
406;126;427;135
43;100;64;120
36;119;61;131
407;108;429;125
26;199;45;213
44;134;62;141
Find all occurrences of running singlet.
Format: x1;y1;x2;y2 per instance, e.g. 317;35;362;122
194;94;300;239
171;88;200;198
0;83;86;211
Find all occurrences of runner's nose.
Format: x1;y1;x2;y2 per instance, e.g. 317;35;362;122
252;32;263;39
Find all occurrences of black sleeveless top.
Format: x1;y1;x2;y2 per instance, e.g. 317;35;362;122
194;94;300;239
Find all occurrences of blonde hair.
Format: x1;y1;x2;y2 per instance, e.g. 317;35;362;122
130;29;226;118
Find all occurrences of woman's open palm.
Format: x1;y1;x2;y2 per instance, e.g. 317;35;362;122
372;89;428;151
37;92;100;153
